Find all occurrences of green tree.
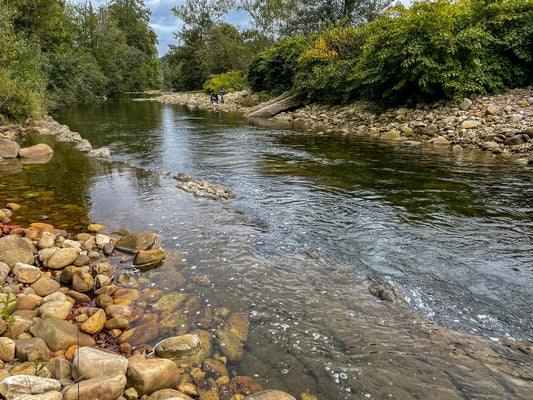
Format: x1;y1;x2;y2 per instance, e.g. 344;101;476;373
282;0;392;35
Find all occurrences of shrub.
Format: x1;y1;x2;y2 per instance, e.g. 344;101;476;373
248;35;315;95
202;70;249;94
0;70;43;124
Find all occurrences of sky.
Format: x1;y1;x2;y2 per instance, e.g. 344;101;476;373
70;0;249;57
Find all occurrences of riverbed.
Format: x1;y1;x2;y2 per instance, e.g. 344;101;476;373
1;96;532;398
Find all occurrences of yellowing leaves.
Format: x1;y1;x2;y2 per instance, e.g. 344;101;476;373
298;38;338;63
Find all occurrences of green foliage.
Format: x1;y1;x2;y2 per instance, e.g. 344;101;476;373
250;0;533;106
203;70;249;93
247;35;314;95
0;294;17;328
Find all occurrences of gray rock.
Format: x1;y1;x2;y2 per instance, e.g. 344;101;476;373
39;300;73;320
13;263;42;284
0;235;34;270
173;172;191;182
0;375;61;398
15;337;51;362
75;139;92;152
71;347;128;380
62;371;126;400
0;262;10;284
29;318;95;352
0;138;21;158
88;147;111;158
459;98;473;111
504;134;528;146
126;356;179;395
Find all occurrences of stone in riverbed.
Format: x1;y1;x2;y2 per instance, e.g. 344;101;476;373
242;390;296;400
0;337;15;361
153;292;189;311
80;308;106;334
148;388;194;400
29;318;95;352
126;356;179;395
0;262;8;285
133;248;165;266
72;268;94;292
15;294;42;311
226;312;249;341
19;143;53;158
0;235;34;270
71;347;128;380
116;322;160;347
155;330;212;366
0;375;61;399
62;371;126;400
31;277;60;297
115;232;157;254
39;300;73;319
0;138;21;158
461;120;482;129
44;248;78;270
15;337;51;362
88;147;111;158
215;329;243;361
13;263;42;284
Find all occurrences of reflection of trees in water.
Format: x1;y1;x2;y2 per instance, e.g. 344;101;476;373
0;134;114;231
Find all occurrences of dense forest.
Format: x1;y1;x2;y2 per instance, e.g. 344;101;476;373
0;0;531;124
0;0;160;123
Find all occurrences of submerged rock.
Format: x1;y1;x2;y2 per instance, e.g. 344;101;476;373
115;232;157;254
177;178;237;200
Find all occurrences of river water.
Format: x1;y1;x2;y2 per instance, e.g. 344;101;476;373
1;96;532;398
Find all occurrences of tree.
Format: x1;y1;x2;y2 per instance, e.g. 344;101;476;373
282;0;392;35
172;0;235;39
237;0;298;38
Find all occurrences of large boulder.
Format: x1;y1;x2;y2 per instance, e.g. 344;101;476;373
71;347;128;380
62;371;126;400
0;235;34;270
0;138;20;158
126;356;179;395
18;143;53;158
29;318;95;352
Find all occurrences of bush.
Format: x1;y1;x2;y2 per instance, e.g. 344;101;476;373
203;71;249;94
248;35;315;95
248;0;533;107
0;70;43;124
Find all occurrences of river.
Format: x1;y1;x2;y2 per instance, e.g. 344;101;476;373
1;96;532;398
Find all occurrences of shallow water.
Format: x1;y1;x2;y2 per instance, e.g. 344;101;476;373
1;96;532;398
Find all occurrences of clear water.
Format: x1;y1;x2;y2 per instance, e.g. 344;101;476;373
1;96;531;398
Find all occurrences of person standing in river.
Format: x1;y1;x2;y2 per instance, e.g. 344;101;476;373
220;87;226;103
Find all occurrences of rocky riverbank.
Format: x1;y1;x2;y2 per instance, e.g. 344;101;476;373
153;88;533;163
0;207;297;400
